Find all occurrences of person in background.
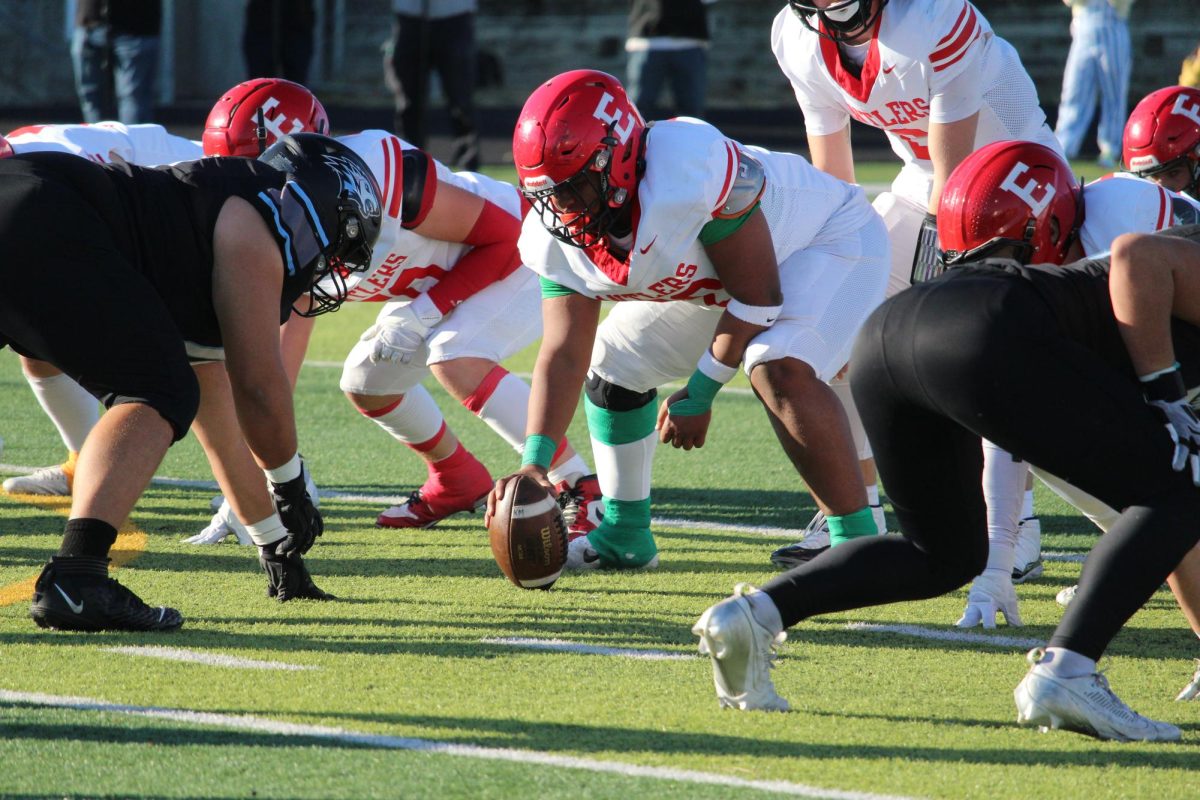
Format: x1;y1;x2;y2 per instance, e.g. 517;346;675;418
71;0;161;124
243;0;316;85
1054;0;1135;168
625;0;719;120
384;0;480;171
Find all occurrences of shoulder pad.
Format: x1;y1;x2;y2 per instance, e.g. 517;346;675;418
401;148;437;229
715;149;766;219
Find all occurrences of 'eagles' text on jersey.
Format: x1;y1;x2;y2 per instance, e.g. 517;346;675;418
518;118;876;304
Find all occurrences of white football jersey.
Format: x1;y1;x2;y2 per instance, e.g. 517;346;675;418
334;130;524;303
1080;174;1200;256
6;121;202;165
519;118;876;305
771;0;1060;197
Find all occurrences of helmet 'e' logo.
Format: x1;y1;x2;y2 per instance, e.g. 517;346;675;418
999;162;1056;217
593;92;635;144
1171;94;1200;127
259;96;306;141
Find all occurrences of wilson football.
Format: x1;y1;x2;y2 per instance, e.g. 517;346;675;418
488;475;568;590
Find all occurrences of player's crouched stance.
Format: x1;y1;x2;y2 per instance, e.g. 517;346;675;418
488;70;888;571
696;227;1200;742
0;133;382;630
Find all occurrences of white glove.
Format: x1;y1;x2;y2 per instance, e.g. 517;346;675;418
955;568;1024;628
1177;659;1200;701
1149;396;1200;484
182;499;254;546
364;294;442;365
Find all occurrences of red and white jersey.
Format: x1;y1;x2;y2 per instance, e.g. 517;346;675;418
6;121;202;165
771;0;1060;200
1079;174;1200;256
333;130;523;303
519;118;876;305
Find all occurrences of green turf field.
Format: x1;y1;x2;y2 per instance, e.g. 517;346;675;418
1;161;1196;799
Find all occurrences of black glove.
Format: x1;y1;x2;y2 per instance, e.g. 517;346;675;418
909;212;945;284
259;548;333;602
269;462;323;556
1143;365;1200;485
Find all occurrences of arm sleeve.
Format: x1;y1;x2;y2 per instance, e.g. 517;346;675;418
540;276;578;298
425;199;523;314
700;202;760;246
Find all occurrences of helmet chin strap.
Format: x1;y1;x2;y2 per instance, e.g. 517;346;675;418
255;108;268;155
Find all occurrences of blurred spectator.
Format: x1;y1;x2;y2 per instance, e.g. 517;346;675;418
383;0;480;171
1181;41;1200;89
626;0;718;120
1054;0;1135;168
71;0;161;124
243;0;315;85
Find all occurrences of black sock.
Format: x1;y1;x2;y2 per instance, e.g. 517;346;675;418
57;518;118;559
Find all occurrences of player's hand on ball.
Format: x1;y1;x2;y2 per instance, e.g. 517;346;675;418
485;466;555;528
657;388;712;450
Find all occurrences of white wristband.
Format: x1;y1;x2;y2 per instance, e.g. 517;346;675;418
264;453;302;484
696;350;739;384
409;292;444;329
726;299;782;327
245;512;287;547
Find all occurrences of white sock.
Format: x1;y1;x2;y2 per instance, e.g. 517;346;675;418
982;441;1026;575
591;431;656;502
358;385;444;445
27;372;99;453
471;371;528;454
548;455;590;488
1038;647;1096;678
866;484;880;506
745;589;784;636
1022;489;1035;520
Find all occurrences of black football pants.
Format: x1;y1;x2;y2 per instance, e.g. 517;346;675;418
762;270;1200;660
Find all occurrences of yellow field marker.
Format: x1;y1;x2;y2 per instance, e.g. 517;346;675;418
0;494;147;607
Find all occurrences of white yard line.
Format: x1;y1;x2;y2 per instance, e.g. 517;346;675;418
0;690;923;800
103;646;317;671
482;637;694;661
844;623;1043;650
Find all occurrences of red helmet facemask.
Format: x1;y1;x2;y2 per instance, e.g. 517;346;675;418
203;78;330;158
1123;86;1200;199
938;141;1083;267
513;69;645;248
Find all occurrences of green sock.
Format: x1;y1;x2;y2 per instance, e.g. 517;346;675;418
588;498;657;568
828;506;877;547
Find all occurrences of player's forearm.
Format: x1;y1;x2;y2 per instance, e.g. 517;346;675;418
426;240;521;313
229;376;300;471
526;344;589;444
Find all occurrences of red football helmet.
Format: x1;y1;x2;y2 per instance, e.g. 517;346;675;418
1123;86;1200;199
938;141;1083;267
0;134;13;160
513;69;645;248
203;78;329;157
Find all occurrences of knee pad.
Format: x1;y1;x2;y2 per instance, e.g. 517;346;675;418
584;372;656;411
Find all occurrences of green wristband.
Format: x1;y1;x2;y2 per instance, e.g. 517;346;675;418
669;370;723;417
521;434;557;469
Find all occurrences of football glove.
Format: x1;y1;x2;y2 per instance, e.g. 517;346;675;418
269;461;323;556
1142;366;1200;485
955;568;1024;629
364;295;443;365
259;547;333;602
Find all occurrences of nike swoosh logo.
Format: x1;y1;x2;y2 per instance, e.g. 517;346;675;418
54;583;84;614
882;64;896;74
582;548;601;563
639;236;658;255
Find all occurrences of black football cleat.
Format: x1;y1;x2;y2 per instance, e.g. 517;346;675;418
30;556;183;632
259;548;334;602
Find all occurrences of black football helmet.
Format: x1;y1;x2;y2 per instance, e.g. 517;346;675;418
788;0;888;42
258;133;382;316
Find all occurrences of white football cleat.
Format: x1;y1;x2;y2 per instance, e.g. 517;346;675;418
1012;516;1043;583
1056;585;1078;608
1177;659;1200;701
3;464;70;496
1015;649;1181;741
693;584;790;712
182;500;253;545
565;536;602;570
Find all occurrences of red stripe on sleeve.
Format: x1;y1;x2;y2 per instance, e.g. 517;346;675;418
388;138;404;219
712;141;738;216
936;3;970;46
1157;187;1171;230
931;5;977;64
933;29;980;72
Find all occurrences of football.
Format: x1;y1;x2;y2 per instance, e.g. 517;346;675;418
488;475;568;590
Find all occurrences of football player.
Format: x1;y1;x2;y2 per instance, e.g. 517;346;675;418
487;69;889;570
769;0;1063;566
1123;85;1200;201
192;87;603;539
0;133;380;630
696;221;1200;738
